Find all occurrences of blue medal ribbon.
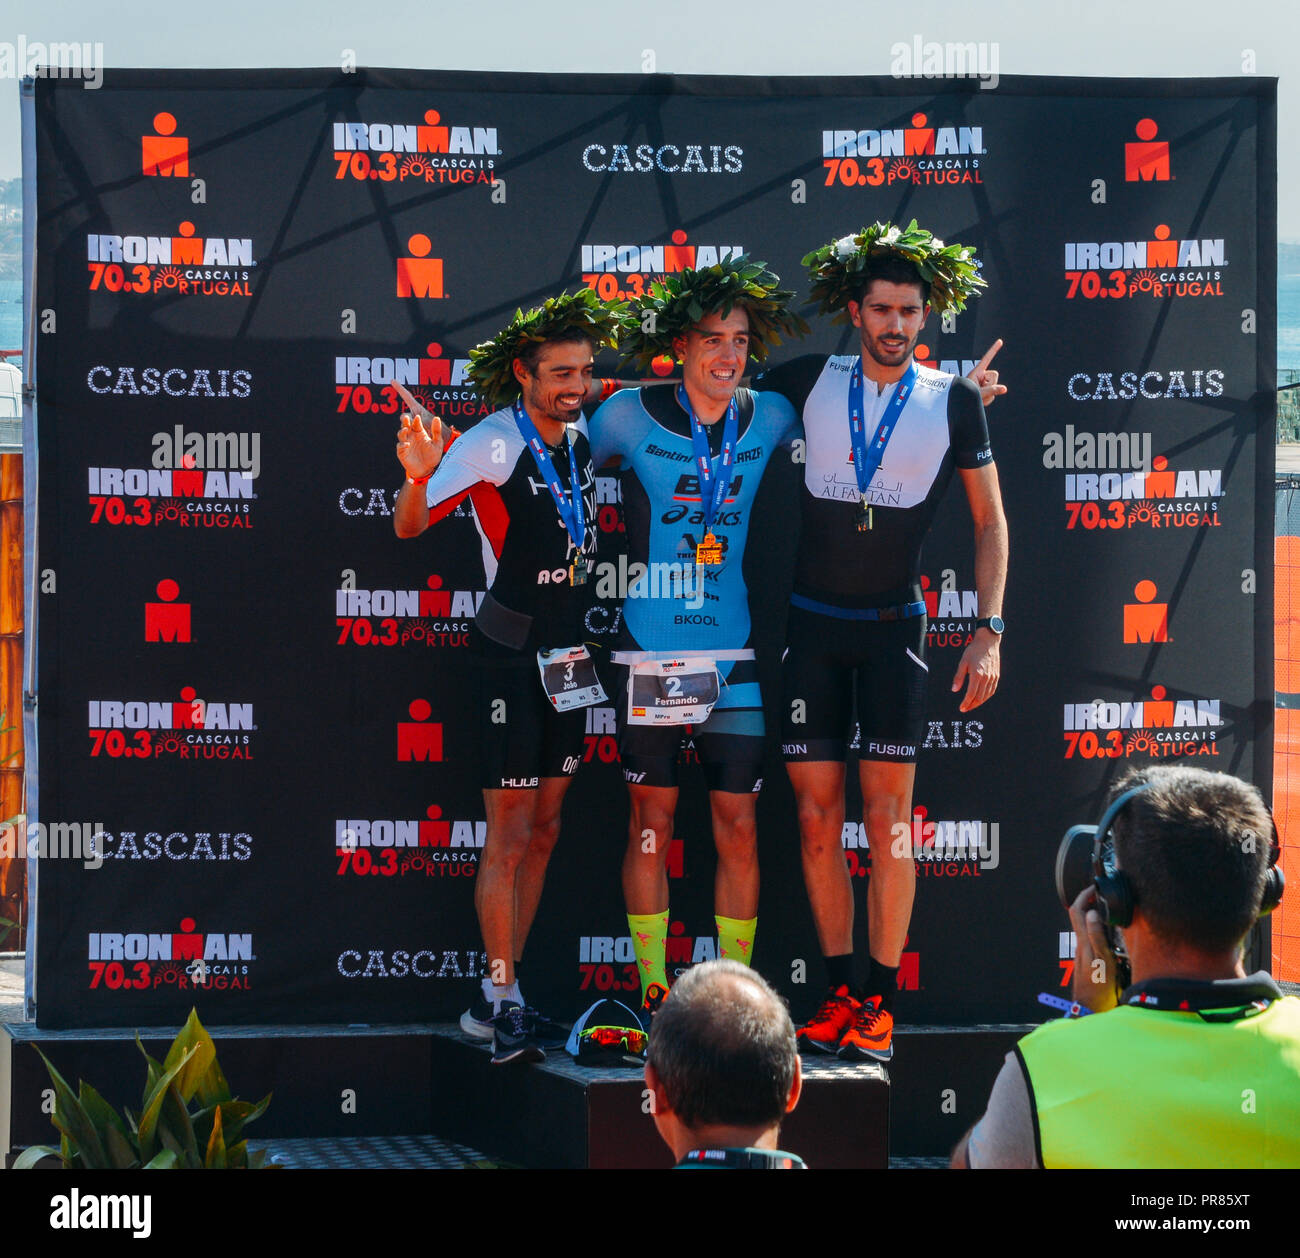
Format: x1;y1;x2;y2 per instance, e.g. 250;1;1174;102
678;385;738;537
848;360;916;503
512;400;586;552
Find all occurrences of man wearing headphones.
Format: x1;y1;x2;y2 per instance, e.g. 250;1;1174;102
953;765;1300;1169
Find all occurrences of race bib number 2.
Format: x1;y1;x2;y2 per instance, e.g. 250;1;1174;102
626;658;721;726
537;646;607;711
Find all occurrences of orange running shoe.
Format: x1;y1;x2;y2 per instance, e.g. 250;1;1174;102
837;996;893;1062
639;981;670;1031
796;985;860;1054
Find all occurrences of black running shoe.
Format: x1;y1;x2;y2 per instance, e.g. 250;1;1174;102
459;990;495;1041
491;1001;545;1065
527;1007;569;1049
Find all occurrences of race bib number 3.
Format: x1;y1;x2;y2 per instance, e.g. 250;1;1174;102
538;646;607;711
626;658;721;726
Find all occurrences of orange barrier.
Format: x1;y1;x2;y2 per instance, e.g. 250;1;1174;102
1273;533;1300;982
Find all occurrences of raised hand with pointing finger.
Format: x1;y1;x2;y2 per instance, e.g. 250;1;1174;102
393;381;445;482
966;338;1007;407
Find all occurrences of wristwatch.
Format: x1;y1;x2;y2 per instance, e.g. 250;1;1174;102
975;616;1005;635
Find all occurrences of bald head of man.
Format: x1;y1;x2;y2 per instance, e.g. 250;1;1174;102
644;960;803;1162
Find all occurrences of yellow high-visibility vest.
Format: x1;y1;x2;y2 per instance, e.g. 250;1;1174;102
1018;997;1300;1168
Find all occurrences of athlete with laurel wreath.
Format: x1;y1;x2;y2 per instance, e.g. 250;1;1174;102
393;291;623;1064
588;257;808;1023
755;222;1008;1063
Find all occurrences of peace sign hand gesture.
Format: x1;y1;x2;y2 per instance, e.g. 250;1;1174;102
393;382;444;480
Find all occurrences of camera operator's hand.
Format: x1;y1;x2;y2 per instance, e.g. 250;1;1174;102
1068;885;1120;1013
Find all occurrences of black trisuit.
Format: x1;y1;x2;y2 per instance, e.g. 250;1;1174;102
424;409;598;787
755;355;992;762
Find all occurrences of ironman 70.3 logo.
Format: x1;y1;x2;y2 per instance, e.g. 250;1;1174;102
580;231;741;300
1063;224;1225;300
87;429;258;530
1063;685;1222;761
87;917;254;992
334;808;483;880
87;221;256;298
1049;437;1223;533
88;688;255;761
334;342;484;422
335;573;484;647
821;114;984;189
330;109;500;186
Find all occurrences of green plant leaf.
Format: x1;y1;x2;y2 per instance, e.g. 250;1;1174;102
190;1103;216;1151
12;1144;61;1169
218;1092;272;1146
78;1081;137;1167
164;1008;218;1103
157;1080;200;1167
136;1032;164;1105
78;1080;128;1135
195;1050;232;1109
103;1123;139;1169
24;1012;273;1171
31;1045;109;1169
136;1045;197;1162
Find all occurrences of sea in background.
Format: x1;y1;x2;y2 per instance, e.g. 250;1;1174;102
1282;242;1300;381
0;279;21;355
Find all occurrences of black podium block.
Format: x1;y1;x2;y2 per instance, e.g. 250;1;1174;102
428;1025;890;1169
4;1017;1029;1166
1;1019;439;1159
889;1023;1035;1158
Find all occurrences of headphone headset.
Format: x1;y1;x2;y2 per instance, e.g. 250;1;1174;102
1090;781;1285;930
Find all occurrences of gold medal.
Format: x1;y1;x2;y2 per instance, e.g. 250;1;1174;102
695;532;723;565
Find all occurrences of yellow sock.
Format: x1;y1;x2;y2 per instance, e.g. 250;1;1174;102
627;910;669;1001
716;914;757;965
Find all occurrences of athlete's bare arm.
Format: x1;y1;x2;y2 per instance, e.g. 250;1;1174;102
951;462;1007;712
393;381;445;539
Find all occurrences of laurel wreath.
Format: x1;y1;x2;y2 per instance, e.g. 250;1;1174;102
802;219;986;323
466;289;625;408
616;254;809;375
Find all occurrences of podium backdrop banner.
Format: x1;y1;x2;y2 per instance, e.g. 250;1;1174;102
27;70;1275;1026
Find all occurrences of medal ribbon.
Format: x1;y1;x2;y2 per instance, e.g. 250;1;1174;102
848;360;916;501
678;385;739;537
512;400;586;553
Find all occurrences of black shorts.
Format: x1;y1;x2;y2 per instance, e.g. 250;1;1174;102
780;609;929;764
473;634;586;789
615;659;765;794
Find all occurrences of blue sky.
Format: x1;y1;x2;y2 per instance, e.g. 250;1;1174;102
2;0;1297;234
